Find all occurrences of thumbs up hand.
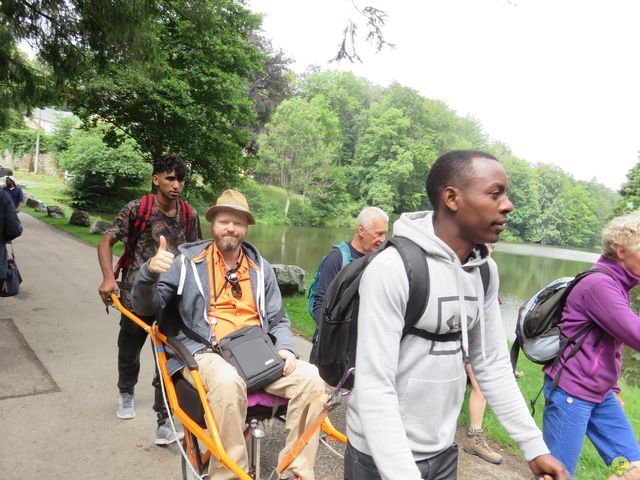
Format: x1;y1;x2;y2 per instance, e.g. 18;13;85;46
149;235;175;273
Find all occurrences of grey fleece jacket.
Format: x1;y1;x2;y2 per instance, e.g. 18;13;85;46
132;239;296;375
346;211;548;480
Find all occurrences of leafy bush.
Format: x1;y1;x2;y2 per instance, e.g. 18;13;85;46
58;126;151;211
0;128;52;155
50;114;80;152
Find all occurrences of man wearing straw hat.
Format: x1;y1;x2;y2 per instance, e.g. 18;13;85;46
132;189;325;480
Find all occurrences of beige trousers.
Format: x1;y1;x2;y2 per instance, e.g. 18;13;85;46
183;352;325;480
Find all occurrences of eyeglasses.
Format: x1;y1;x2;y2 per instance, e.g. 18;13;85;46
225;268;242;299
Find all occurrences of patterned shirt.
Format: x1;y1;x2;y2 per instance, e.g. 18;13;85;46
106;196;201;309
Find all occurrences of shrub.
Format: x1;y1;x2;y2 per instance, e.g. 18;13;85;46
58;126;151;211
0;128;52;156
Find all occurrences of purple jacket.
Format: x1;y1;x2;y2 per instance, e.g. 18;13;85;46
544;256;640;402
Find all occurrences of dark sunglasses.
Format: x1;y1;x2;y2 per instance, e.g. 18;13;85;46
225;268;242;299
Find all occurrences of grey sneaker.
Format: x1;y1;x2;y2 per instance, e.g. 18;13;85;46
155;418;185;446
117;392;135;420
462;430;503;464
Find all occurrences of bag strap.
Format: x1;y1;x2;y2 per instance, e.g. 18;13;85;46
114;194;155;279
386;237;429;336
528;322;596;416
136;193;154;233
509;337;521;374
179;198;192;238
335;241;352;269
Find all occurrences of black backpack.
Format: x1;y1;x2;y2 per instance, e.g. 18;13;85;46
316;236;490;389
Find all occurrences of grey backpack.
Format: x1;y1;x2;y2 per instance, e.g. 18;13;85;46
509;269;609;414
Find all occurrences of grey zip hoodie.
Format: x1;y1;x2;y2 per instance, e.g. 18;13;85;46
132;239;296;375
346;211;548;480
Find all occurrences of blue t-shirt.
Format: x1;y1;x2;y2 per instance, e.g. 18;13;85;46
2;187;23;209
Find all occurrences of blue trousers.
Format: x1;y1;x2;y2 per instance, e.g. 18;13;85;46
542;375;640;476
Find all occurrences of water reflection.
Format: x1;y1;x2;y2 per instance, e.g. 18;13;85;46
491;248;595;339
247;224;354;277
247;225;600;339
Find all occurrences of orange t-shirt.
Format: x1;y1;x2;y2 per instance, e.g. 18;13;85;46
203;244;260;340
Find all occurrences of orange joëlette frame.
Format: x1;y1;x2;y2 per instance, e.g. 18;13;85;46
110;294;346;479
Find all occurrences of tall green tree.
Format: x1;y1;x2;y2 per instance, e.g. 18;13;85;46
535;165;569;245
497;148;542;242
300;70;372;165
350;101;435;214
534;165;602;247
583;180;618;245
0;34;49;128
558;184;599;247
422;99;488;154
248;33;292;123
257;97;341;217
614;157;640;215
2;1;265;192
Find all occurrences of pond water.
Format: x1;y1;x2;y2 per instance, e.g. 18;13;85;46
247;224;600;339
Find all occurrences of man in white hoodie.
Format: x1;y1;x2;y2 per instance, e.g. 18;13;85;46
344;150;568;480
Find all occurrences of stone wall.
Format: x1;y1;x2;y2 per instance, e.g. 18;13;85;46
1;149;58;176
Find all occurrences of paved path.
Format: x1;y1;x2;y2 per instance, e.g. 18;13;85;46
0;213;533;480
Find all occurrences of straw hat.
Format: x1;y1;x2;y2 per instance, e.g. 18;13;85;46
205;189;255;224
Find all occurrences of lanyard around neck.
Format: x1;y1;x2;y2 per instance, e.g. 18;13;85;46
211;247;244;303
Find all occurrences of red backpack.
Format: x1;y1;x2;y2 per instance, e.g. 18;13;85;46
114;193;193;279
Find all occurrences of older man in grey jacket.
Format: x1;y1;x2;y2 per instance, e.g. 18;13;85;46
132;189;325;480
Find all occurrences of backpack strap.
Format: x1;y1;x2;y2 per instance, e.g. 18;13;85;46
398;239;492;342
528;322;596;416
334;242;352;269
179;198;193;238
384;237;430;336
136;193;154;233
114;193;155;279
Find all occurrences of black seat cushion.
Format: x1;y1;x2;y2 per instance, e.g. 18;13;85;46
173;374;288;429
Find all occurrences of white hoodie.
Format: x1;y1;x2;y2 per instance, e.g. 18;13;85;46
346;211;548;480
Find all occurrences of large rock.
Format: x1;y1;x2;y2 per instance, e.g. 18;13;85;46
272;264;306;296
69;209;91;227
90;220;112;235
26;196;47;212
47;205;65;218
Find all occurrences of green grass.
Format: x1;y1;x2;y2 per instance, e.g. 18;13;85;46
458;349;640;480
282;278;315;338
18;172;125;255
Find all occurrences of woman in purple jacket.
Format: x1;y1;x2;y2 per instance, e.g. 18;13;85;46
543;212;640;478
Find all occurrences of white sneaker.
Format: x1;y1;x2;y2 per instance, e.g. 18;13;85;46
117;392;135;420
155;418;184;446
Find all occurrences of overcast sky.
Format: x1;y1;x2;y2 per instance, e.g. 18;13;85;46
249;0;640;191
